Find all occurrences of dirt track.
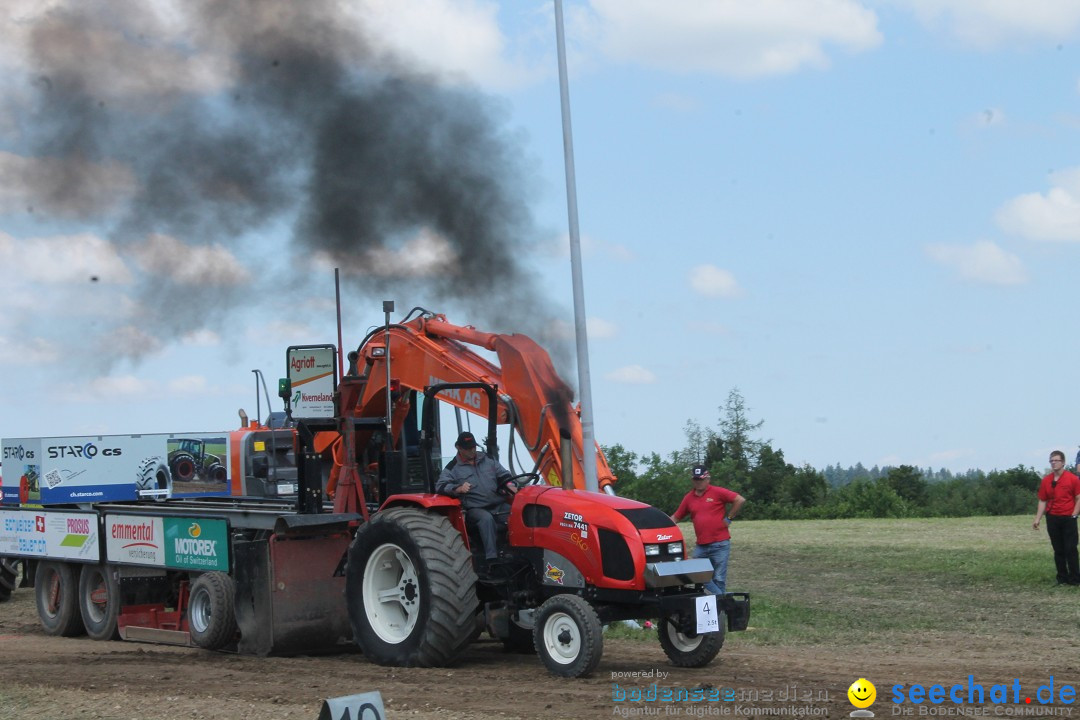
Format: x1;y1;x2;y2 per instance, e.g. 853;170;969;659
1;583;1076;720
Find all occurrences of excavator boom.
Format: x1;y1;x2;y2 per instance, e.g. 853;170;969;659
341;311;615;497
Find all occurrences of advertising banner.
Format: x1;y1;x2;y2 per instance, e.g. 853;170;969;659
287;345;337;419
105;514;228;571
1;433;232;506
0;509;100;561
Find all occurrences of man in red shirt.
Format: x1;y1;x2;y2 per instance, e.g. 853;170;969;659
1032;450;1080;585
672;464;746;595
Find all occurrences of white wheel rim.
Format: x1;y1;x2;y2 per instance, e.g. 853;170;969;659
542;611;582;665
190;587;212;633
363;543;420;644
666;621;703;652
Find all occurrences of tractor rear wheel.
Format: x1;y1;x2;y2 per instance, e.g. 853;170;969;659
0;557;18;602
534;594;603;678
170;452;197;482
35;562;85;637
346;507;477;667
188;572;238;650
657;615;724;668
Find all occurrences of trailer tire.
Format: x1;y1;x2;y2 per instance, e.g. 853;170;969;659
347;507;478;667
188;572;238;650
35;561;85;637
657;615;724;668
534;594;603;678
137;457;173;500
170;452;197;482
0;557;18;602
79;564;121;641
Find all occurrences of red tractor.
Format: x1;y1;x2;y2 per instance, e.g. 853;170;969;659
290;307;749;676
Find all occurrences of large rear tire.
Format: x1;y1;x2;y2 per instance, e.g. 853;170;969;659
534;594;603;678
0;557;18;602
137;457;173;500
346;507;477;667
169;452;197;482
79;564;121;641
35;561;85;637
657;615;724;668
188;572;238;650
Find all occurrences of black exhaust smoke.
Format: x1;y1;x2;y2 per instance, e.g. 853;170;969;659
15;0;567;368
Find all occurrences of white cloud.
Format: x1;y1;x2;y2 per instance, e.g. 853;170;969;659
346;0;540;89
132;233;250;286
0;336;61;366
589;0;882;78
181;329;221;347
995;168;1080;241
362;228;460;278
899;0;1080;48
689;264;742;298
0;231;132;285
65;374;157;403
606;364;656;384
925;240;1028;286
168;375;209;395
587;317;617;339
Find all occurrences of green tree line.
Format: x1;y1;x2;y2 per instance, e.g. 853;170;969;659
606;388;1039;519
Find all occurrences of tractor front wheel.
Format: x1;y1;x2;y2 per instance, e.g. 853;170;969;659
346;507;477;667
657;615;724;668
534;594;603;678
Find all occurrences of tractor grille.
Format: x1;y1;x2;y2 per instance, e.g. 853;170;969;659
598;528;635;581
617;507;676;530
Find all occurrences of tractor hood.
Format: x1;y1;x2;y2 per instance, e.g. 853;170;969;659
508;485;694;592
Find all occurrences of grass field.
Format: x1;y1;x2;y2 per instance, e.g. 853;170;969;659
651;515;1080;651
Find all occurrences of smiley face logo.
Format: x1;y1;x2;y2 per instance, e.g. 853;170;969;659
848;678;876;709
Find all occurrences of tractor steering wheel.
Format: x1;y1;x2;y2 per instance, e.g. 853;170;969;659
507;472;541;489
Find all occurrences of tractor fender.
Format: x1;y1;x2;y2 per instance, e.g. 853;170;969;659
379;494;467;542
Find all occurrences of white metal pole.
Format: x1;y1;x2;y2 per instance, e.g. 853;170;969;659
554;0;598;493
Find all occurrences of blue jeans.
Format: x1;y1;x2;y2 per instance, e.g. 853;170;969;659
694;540;730;595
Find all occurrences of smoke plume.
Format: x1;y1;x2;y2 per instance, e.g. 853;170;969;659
13;0;564;367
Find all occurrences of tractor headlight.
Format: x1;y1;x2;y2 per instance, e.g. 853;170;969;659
667;542;683;555
644;544;661;556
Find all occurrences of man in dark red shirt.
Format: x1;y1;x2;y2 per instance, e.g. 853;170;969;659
672;464;746;595
1032;450;1080;585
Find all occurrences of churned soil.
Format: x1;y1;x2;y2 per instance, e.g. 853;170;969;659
0;583;1073;720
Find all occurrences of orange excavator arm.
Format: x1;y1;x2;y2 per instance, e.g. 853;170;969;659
345;311;616;494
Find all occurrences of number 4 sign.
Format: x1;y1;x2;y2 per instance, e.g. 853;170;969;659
696;594;721;634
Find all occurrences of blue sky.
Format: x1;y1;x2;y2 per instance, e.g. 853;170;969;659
2;1;1080;476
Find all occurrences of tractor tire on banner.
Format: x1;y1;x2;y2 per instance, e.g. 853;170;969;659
534;594;603;678
35;561;86;637
657;614;724;668
169;452;197;482
0;557;19;602
346;507;478;667
188;572;238;650
79;564;121;641
136;457;173;499
203;462;227;484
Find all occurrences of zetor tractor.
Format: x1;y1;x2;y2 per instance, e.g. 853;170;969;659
323;378;750;677
167;438;226;483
